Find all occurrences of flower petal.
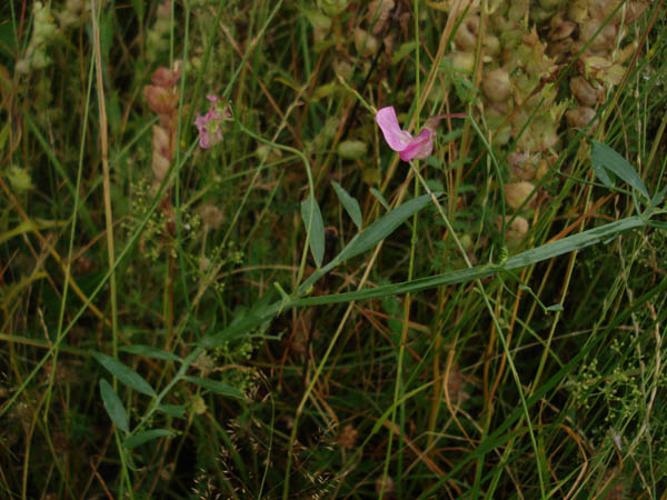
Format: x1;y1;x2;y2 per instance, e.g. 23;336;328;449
399;128;433;161
376;106;413;151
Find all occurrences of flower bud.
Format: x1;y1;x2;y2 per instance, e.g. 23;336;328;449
337;140;368;160
483;68;512;103
504;181;534;210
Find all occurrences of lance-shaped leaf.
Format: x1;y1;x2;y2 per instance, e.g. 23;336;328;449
92;351;156;397
300;194;325;267
591;140;649;198
99;379;129;433
332;181;363;229
124;429;173;449
334;193;435;264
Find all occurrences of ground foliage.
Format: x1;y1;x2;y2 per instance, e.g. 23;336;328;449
0;0;666;498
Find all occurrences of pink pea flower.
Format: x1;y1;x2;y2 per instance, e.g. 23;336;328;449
194;95;232;149
375;106;435;162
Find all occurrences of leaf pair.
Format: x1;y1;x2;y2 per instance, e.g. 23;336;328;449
300;181;363;268
98;378;174;450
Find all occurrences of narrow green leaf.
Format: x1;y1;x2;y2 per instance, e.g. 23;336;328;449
124;429;173;449
184;376;245;399
130;0;145;21
300;195;326;267
391;41;417;65
591;140;649;198
119;344;181;363
99;379;129;433
0;219;66;246
592;158;614;189
158;404;186;419
331;181;363;229
334;193;435;263
296;216;646;306
92;351;156;397
370;187;390;210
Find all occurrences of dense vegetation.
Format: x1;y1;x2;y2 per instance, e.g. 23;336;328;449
1;0;666;498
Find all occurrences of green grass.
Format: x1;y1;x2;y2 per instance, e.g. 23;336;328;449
1;0;666;498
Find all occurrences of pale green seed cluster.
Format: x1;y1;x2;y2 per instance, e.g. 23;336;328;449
16;0;89;75
16;2;58;74
447;0;646;243
146;1;172;63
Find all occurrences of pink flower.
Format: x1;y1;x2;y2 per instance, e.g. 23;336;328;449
375;106;434;162
194;95;231;149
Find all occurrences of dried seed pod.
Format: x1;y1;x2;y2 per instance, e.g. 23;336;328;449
483;68;512;103
152;125;170;155
566;106;597;129
454;15;480;51
354;28;379;57
508;151;537;180
568;0;589;23
570;76;601;106
151;67;180;87
152;154;170;182
535;158;550;180
483;35;501;56
549;16;577;41
144;85;178;116
504;181;534;210
367;0;395;35
501;215;529;245
449;51;476;73
375;476;395;496
580;20;617;53
200;204;224;230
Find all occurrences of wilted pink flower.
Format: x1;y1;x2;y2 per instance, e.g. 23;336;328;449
375;106;434;162
194;95;232;149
